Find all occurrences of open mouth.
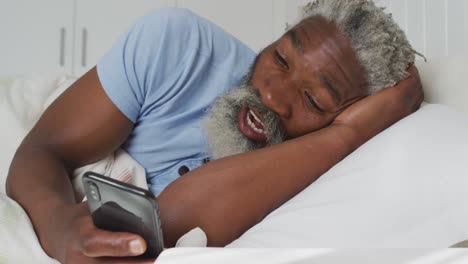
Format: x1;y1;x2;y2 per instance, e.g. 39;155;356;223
238;105;268;143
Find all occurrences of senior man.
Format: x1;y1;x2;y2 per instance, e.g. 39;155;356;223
7;0;423;263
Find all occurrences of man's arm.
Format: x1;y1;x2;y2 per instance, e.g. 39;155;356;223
157;67;424;247
6;68;151;263
6;64;422;262
158;121;356;246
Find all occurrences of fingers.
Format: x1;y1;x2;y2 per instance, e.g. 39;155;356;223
62;204;156;263
407;64;417;75
389;65;419;90
80;228;147;258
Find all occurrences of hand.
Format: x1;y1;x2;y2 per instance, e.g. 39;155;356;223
333;65;424;146
54;203;154;264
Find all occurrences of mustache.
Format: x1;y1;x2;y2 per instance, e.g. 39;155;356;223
218;85;285;143
205;85;286;159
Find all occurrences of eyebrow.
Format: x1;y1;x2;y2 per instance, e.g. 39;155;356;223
285;29;304;53
319;75;342;105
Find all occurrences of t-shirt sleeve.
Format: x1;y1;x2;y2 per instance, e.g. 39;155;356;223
96;8;196;123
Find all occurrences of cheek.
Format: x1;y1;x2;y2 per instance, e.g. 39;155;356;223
252;54;288;86
284;113;336;139
254;68;285;89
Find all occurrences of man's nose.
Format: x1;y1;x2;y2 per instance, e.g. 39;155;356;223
259;83;293;119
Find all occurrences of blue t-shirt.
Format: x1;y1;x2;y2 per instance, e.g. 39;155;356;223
97;8;256;196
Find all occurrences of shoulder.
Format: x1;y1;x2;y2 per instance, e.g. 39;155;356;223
138;8;196;32
137;8;253;56
127;8;198;49
135;8;212;43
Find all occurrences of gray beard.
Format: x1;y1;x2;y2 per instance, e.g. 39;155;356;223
205;85;286;160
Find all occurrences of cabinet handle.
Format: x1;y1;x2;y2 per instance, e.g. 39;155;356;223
81;28;88;67
60;28;66;67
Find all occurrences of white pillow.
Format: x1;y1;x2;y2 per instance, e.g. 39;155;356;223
0;75;75;193
0;192;58;263
228;104;468;248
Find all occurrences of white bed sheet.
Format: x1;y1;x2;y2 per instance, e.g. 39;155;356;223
0;193;59;264
157;248;468;264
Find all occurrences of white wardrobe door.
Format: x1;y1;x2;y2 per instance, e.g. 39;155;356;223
0;0;74;76
74;0;175;77
177;0;275;52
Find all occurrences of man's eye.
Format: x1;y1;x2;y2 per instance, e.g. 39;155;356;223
305;92;324;113
274;50;289;70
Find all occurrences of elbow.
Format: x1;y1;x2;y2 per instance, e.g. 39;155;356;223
5;145;25;199
5;141;48;200
157;181;242;248
158;199;240;248
5;142;35;200
5;174;13;198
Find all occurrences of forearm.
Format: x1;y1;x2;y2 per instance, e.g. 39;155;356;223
158;68;424;247
158;124;360;247
6;143;77;258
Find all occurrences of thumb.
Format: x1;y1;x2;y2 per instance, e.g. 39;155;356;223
80;228;147;257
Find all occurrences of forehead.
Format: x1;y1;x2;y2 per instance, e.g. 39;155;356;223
283;16;368;99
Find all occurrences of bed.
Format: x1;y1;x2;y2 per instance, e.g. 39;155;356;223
1;54;468;263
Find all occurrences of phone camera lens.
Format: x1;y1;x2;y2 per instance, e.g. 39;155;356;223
88;182;101;201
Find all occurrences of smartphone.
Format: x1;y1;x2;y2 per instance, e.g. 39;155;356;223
83;171;164;258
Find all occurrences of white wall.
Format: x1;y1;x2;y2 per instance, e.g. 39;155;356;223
375;0;468;58
284;0;468;59
0;0;466;77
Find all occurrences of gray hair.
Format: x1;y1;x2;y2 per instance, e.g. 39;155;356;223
294;0;420;94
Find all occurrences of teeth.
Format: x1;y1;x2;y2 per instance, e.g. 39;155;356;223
249;110;264;126
247;110;265;134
